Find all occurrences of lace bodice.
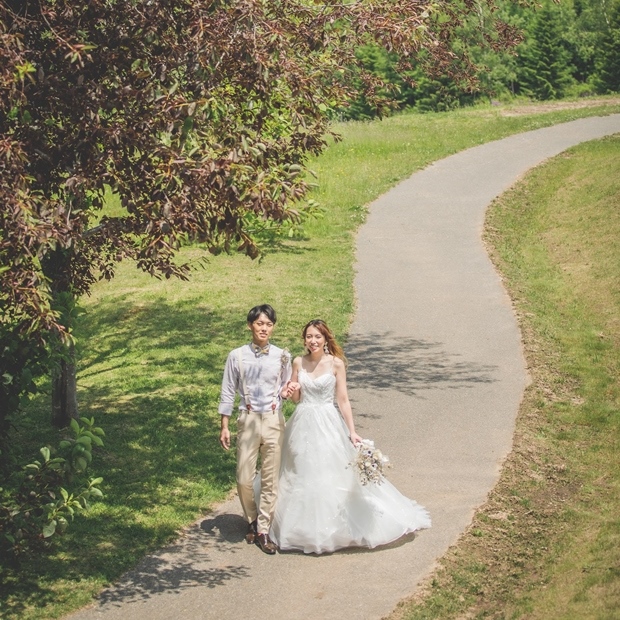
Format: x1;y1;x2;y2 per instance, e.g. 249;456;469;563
299;369;336;406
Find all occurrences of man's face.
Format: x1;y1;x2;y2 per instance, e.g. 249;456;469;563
248;313;274;346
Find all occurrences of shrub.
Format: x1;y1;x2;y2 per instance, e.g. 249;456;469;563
0;416;104;563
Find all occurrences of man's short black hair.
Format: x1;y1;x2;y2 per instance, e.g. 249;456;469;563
247;304;277;324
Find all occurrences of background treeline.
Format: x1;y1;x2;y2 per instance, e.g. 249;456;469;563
346;0;620;118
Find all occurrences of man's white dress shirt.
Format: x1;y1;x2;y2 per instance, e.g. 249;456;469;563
218;343;292;416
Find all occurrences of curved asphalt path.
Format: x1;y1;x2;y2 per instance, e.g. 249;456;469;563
68;114;620;620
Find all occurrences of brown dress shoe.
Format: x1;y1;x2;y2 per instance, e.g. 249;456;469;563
245;520;257;544
256;533;277;555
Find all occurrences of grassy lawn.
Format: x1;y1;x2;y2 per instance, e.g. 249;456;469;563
1;97;619;619
392;135;620;618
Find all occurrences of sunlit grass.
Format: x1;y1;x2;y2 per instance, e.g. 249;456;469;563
2;99;620;619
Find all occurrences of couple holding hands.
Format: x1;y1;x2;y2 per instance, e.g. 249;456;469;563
218;304;430;555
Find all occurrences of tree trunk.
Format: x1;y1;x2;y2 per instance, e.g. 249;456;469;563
51;341;79;428
41;247;80;427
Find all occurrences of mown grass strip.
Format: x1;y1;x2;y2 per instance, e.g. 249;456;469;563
2;99;620;619
393;134;620;619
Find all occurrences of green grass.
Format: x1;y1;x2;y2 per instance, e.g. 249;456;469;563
392;135;620;619
2;98;620;619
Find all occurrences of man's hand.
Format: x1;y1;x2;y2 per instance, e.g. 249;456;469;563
220;416;231;450
220;427;231;450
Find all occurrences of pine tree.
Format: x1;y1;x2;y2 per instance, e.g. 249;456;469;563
518;2;574;99
596;1;620;92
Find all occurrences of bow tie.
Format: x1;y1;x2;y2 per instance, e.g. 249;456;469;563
251;343;270;357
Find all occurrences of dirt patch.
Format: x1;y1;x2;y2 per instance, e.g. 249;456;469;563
499;96;620;116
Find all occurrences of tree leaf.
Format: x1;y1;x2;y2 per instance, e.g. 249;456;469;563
42;520;57;538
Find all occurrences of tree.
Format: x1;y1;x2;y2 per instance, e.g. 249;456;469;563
595;0;620;92
0;0;527;433
343;45;405;120
561;0;620;88
344;47;474;118
517;1;575;99
341;1;536;118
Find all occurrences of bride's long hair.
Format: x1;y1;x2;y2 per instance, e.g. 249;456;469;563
302;319;347;365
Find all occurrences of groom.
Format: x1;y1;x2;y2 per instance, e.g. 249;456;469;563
218;304;294;554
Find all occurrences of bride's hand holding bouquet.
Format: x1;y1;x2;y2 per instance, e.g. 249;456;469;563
349;430;363;445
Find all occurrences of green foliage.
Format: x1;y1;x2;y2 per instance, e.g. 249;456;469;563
343;1;620;116
408;68;475;112
467;1;530;100
517;2;575;100
51;291;86;335
0;290;85;463
343;45;405;120
344;47;475;119
563;0;600;83
595;1;620;92
0;416;104;562
0;326;51;468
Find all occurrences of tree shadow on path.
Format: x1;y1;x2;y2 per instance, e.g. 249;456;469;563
345;332;496;397
95;515;251;607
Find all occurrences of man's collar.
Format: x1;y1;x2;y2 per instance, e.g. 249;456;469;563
250;342;270;357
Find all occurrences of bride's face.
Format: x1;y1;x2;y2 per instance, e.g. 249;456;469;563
304;326;326;354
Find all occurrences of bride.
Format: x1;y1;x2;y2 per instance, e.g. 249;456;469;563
270;319;431;554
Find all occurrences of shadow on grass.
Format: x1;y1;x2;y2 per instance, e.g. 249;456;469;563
1;297;245;617
69;296;241;506
76;295;247;382
189;236;317;259
345;332;496;397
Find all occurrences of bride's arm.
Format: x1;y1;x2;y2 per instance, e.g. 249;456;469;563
334;358;362;444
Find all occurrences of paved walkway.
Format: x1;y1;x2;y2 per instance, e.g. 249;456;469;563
69;114;620;620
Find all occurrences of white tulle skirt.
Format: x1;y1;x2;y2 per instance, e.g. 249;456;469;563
269;400;431;555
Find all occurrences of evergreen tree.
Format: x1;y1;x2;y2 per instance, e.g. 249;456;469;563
517;2;574;99
596;1;620;92
341;47;473;118
344;46;404;120
568;0;601;82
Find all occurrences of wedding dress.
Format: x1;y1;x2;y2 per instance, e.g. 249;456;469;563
269;368;431;554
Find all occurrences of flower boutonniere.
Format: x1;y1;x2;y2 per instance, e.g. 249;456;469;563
280;348;291;370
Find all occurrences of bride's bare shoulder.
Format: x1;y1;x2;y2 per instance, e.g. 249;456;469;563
333;356;346;371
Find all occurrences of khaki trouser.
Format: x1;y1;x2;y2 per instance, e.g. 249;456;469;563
236;409;285;535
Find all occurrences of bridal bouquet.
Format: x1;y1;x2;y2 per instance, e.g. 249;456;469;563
350;439;390;485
